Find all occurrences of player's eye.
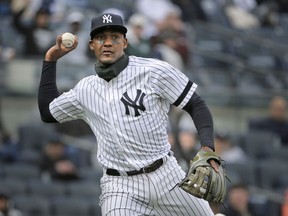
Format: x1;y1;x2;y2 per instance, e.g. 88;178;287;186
96;36;104;40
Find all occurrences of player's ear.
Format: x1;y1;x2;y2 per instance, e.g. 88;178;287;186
89;40;94;51
123;38;128;49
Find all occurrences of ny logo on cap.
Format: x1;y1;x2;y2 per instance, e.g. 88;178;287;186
102;14;112;24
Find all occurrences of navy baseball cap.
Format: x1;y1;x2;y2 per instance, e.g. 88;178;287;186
90;13;127;39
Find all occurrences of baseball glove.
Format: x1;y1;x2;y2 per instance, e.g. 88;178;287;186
178;149;228;203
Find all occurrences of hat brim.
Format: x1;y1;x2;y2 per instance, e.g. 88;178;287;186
90;25;127;38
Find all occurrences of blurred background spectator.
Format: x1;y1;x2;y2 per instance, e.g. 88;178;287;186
0;192;23;216
39;137;82;182
0;129;20;164
168;126;199;171
0;34;15;64
221;183;262;216
168;111;200;171
125;13;152;58
11;0;54;57
135;0;177;37
54;10;91;65
214;131;249;164
248;95;288;146
223;0;260;30
171;0;207;22
155;4;190;65
152;30;185;71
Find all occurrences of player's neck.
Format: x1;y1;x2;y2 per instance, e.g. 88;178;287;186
95;54;129;81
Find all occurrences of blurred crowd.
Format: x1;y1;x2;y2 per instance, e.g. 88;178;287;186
0;0;288;216
1;0;288;66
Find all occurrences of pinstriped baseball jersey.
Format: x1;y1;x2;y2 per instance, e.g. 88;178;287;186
49;56;197;171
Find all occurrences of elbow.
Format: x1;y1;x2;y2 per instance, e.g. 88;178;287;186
40;115;56;123
40;115;54;123
39;109;57;123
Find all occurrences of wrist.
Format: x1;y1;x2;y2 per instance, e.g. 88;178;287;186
45;54;58;62
45;47;59;61
201;146;214;152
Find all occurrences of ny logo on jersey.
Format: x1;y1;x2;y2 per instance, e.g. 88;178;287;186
102;14;112;24
121;89;146;117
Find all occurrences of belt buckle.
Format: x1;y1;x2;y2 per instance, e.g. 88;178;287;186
142;164;153;174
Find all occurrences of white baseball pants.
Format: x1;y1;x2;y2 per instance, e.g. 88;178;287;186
99;155;214;216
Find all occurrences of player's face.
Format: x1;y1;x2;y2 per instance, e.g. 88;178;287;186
89;30;128;65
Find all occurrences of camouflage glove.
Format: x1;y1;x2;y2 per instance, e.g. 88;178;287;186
179;149;228;203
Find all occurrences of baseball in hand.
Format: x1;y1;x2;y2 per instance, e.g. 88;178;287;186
61;32;75;48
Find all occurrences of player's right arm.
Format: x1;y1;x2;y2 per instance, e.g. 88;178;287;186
38;35;78;122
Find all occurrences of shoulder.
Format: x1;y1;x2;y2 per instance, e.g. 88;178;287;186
128;55;173;70
128;56;178;73
67;75;97;94
76;75;97;86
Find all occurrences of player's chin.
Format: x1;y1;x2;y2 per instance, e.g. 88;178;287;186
99;55;117;65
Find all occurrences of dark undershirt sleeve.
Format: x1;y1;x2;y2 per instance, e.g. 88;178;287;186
182;92;215;151
38;61;59;123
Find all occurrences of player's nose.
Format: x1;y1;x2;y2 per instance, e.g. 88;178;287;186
103;37;113;46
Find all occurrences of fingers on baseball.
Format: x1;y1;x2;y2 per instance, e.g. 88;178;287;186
54;35;63;49
57;34;77;50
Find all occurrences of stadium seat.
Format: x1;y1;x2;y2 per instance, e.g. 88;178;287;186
269;146;288;162
51;196;91;216
0;178;28;196
278;14;288;31
79;167;103;182
89;199;102;216
1;163;40;180
67;181;101;198
225;161;257;187
18;123;57;152
28;180;67;199
246;55;277;71
241;131;281;160
18;149;41;164
14;195;50;216
257;159;288;191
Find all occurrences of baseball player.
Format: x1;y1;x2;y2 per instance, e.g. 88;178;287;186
38;13;219;215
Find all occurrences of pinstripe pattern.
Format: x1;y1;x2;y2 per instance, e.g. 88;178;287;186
100;156;214;215
49;56;213;215
50;56;197;171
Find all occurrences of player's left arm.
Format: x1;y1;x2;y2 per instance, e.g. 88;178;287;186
179;93;228;202
182;92;219;171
